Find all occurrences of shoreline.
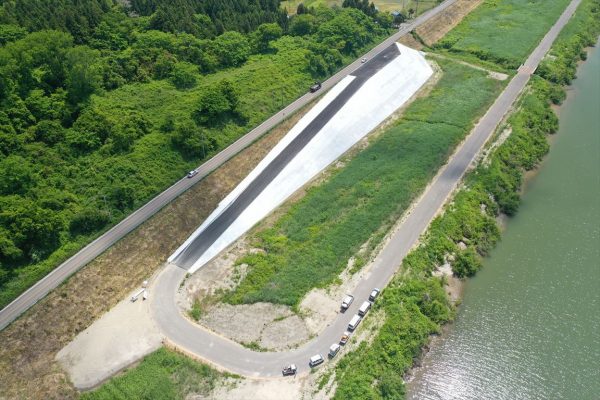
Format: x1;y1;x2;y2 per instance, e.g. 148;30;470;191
404;39;599;394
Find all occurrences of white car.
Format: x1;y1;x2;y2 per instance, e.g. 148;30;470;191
361;57;367;63
328;343;341;358
187;170;198;178
341;294;354;311
309;354;324;367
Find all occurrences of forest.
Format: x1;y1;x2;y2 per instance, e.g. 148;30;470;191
0;0;391;306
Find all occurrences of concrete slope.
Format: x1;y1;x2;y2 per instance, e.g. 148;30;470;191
0;0;460;332
152;0;581;377
171;44;434;272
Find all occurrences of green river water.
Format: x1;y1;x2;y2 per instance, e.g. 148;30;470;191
406;42;600;400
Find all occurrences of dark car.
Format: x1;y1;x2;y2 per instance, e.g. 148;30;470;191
282;364;297;376
369;288;380;302
310;82;322;93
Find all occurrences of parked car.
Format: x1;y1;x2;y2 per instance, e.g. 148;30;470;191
282;364;297;376
310;82;322;93
369;288;380;302
348;314;362;331
341;294;354;311
309;354;324;367
328;343;341;358
187;170;198;178
361;57;367;63
340;331;351;345
358;300;371;316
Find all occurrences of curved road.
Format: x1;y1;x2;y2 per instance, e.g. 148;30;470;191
152;0;581;377
0;0;461;332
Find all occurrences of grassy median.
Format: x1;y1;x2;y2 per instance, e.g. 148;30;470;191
225;58;504;308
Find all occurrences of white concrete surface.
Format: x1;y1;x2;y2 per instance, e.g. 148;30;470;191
56;291;162;390
171;43;433;273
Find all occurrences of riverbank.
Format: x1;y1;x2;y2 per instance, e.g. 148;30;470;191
407;36;600;399
332;0;600;398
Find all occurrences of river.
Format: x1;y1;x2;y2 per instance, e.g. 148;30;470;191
406;42;600;400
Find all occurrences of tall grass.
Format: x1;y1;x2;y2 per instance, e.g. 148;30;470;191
80;348;224;400
225;59;504;307
435;0;572;69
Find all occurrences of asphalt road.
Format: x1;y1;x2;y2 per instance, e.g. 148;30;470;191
151;0;581;377
0;0;461;332
173;44;402;269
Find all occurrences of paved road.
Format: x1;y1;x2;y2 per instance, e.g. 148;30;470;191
152;0;581;377
0;0;461;332
173;44;402;268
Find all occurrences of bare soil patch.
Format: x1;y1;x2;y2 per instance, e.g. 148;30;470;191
0;103;313;399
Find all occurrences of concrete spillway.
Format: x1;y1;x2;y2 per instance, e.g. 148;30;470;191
170;43;433;273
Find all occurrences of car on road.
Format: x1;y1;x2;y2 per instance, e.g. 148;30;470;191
348;314;362;331
328;343;341;358
340;331;351;345
361;57;367;63
369;288;380;301
310;82;322;93
341;294;354;311
282;364;297;376
309;354;324;367
187;170;198;178
358;300;371;316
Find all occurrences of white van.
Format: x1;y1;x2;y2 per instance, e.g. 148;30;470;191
348;314;362;331
309;354;324;367
358;301;371;316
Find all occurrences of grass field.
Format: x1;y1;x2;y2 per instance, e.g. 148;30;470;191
80;348;227;400
225;58;504;308
434;0;572;69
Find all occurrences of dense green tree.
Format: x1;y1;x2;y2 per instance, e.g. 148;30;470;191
24;89;70;123
0;24;27;45
65;46;104;104
32;120;66;146
170;62;198;89
252;23;283;53
0;155;34;195
289;14;316;36
453;247;483;277
0;195;64;263
69;208;111;236
212;31;250;67
192;79;240;126
66;108;112;153
171;120;214;157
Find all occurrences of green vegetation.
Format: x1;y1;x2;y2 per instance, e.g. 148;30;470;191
189;298;202;320
0;1;392;308
332;1;600;398
225;59;504;307
434;0;572;69
80;347;225;400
